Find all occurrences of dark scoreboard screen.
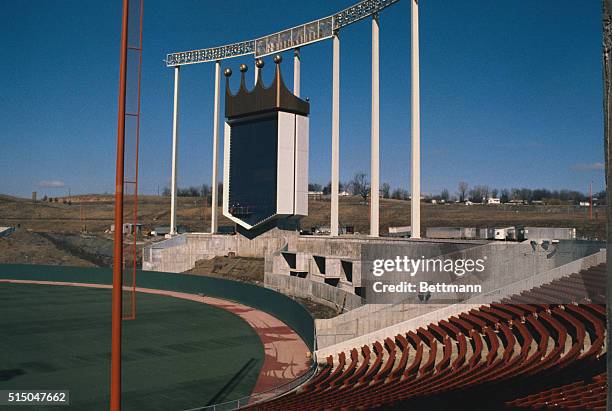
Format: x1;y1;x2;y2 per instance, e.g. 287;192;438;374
228;113;279;227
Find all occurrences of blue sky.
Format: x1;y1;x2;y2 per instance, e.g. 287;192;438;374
0;0;605;198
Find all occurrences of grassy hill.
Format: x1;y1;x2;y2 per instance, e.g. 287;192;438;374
0;193;605;238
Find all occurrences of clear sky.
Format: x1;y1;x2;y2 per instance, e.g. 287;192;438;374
0;0;605;198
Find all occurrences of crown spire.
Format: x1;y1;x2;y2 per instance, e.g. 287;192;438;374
224;55;309;119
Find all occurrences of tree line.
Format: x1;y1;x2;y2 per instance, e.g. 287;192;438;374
161;183;223;205
161;174;605;206
308;173;606;205
451;181;605;204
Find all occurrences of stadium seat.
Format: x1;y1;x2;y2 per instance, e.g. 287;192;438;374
242;264;607;410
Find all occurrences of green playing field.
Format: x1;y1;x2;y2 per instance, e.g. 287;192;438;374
0;282;264;410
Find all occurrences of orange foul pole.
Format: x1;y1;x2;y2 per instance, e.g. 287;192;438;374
111;0;130;410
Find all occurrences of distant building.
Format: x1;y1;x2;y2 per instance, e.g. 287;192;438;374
579;201;590;207
339;190;350;196
464;200;474;205
151;225;189;236
388;226;411;237
494;227;508;240
308;191;323;200
110;223;143;235
486;197;501;205
524;227;576;241
508;199;525;205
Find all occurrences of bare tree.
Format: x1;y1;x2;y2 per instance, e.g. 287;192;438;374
440;188;450;202
203;184;212;197
500;189;510;203
391;188;409;200
350;172;370;202
380;182;391;199
481;185;490;202
468;187;482;203
339;181;349;193
458;181;469;202
322;182;332;195
308;183;323;192
217;183;223;206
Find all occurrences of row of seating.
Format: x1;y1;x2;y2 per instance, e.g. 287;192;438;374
502;264;606;305
244;263;606;410
506;373;606;410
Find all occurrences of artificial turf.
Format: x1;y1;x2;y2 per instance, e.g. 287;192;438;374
0;283;264;410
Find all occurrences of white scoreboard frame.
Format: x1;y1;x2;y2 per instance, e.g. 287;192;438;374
223;112;309;230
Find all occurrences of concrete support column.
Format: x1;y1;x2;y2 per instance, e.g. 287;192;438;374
170;66;180;235
370;15;380;237
293;48;301;97
410;0;421;239
331;33;340;237
210;61;221;234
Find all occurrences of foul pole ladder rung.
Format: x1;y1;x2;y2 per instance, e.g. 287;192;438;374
121;0;143;321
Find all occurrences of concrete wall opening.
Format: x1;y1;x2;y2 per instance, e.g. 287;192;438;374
313;255;326;275
324;278;340;287
282;251;297;269
341;260;353;283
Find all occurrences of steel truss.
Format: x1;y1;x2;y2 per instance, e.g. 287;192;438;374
165;0;399;67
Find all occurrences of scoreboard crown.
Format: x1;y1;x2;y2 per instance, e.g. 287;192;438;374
222;56;310;231
225;56;310;120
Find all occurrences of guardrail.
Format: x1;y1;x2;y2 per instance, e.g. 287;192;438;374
184;359;318;411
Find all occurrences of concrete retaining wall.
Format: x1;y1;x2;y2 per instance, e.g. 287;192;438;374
264;272;363;311
143;229;299;273
294;236;483;260
143;234;236;272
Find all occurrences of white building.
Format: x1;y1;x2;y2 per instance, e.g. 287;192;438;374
487;197;501;205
